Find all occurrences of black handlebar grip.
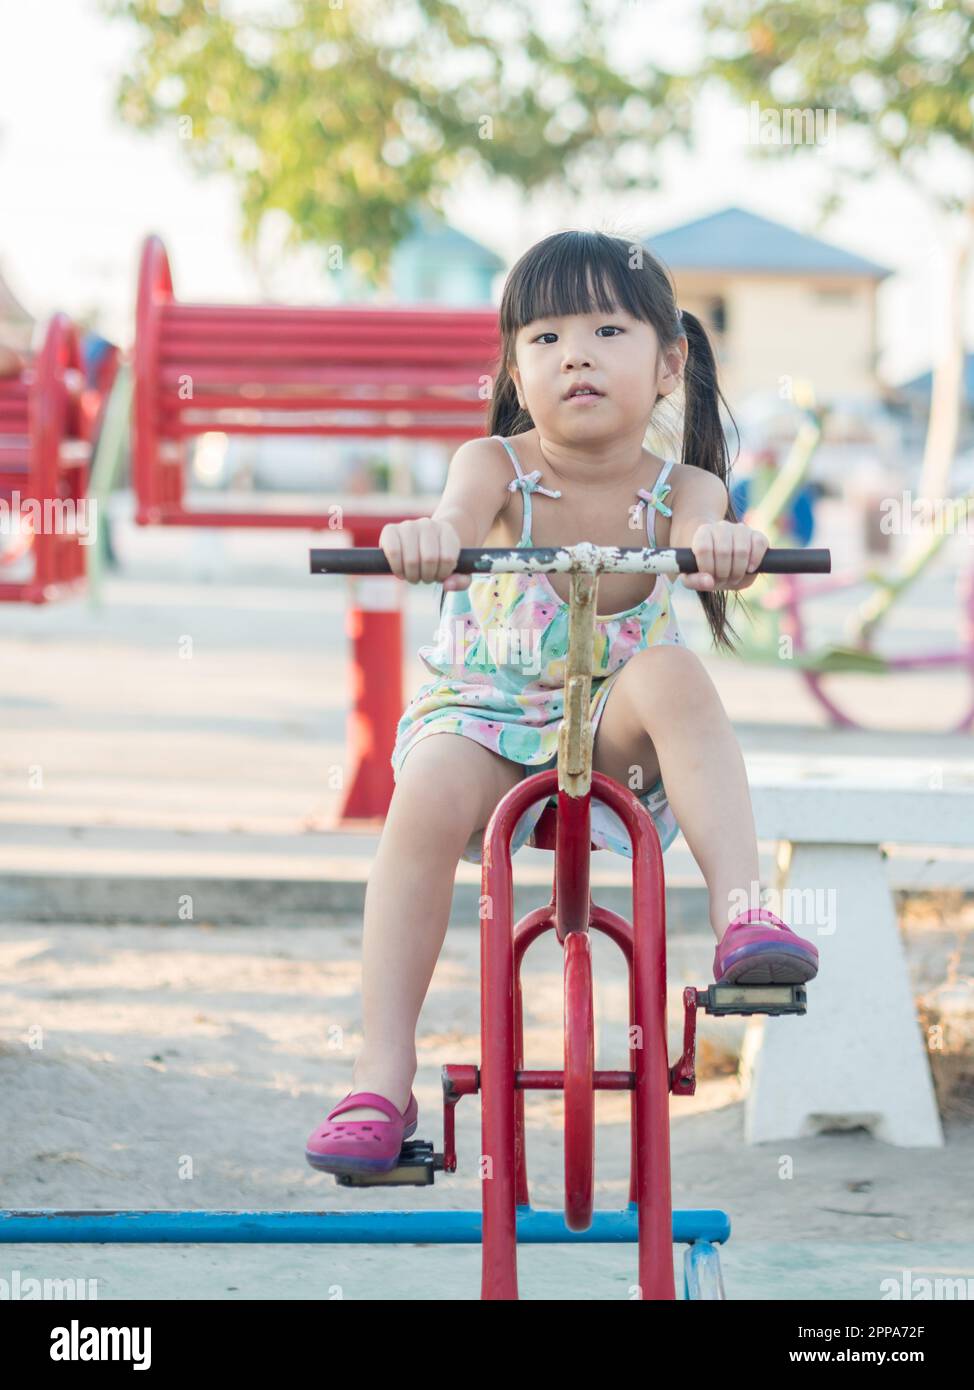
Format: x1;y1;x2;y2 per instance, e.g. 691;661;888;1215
309;546;831;576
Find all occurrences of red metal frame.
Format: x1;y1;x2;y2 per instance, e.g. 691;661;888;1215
478;768;674;1300
0;314;90;604
563;928;595;1231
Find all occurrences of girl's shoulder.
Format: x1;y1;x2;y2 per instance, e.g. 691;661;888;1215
437;435;523;541
656;454;683;480
662;461;729;516
479;431;540;509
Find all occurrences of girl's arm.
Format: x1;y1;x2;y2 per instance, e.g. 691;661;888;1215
430;437;521;592
380;438;512;590
431;437;515;549
668;468;769;593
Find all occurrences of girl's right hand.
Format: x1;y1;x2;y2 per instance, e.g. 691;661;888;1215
378;517;470;590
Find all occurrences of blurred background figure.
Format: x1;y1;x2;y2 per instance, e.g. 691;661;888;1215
730;443;819;547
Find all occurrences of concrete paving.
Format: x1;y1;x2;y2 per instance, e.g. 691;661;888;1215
2;506;974;926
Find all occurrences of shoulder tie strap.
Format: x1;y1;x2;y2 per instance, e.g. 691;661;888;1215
507;468;562;500
633;473;673;522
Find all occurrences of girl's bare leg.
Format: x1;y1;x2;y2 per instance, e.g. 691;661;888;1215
592;644;761;941
335;734;524;1122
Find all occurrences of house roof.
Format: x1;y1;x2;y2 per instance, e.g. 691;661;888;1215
398;206;505;271
644;206;892;280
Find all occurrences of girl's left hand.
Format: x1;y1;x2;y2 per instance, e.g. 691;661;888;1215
681;521;769;592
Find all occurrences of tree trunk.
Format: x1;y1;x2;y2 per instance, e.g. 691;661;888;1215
917;201;974;506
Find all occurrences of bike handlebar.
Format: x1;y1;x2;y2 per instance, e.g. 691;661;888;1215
309;545;831;577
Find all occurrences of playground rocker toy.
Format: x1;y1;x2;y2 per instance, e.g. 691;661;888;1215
303;539;831;1300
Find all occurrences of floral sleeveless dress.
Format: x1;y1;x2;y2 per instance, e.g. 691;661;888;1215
390;435;685;864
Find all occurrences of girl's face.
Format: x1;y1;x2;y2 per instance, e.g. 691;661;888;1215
509;300;686;440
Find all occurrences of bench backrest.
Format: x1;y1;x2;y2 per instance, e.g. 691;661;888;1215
133;234;502;523
136;235;500;442
0;316;86;493
0;314;90;602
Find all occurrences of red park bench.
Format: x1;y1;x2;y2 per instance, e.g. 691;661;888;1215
132;234;502;817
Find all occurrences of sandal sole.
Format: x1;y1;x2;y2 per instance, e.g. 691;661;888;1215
716;948;818;986
305;1119;418;1174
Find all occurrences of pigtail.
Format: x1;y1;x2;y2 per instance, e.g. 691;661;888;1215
485;359;533;439
679;309;745;655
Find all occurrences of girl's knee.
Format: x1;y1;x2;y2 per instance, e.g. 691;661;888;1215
647;643;708;681
619;644;714;713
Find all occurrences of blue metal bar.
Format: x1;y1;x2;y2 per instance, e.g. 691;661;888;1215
0;1206;730;1245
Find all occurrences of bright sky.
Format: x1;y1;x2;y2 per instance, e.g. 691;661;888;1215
1;0;970;385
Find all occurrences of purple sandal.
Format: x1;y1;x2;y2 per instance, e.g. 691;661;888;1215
305;1090;419;1174
713;908;819;985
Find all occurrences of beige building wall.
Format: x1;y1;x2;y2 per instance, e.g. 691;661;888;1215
676;272;880;405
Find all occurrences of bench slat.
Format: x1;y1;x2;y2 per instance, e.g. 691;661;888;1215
156;364;493;388
159;391;486;414
157;338;497;368
159;418;482;439
162;302;495;327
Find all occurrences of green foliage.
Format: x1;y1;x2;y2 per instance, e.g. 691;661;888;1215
700;0;974;210
104;0;686;284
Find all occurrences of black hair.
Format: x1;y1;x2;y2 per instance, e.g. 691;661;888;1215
484;229;744;653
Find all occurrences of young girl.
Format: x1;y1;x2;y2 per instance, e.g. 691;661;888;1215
306;230;819;1174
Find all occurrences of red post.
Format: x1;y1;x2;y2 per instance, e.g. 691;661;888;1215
338;521;405;823
324;509;433;822
327;515;432;826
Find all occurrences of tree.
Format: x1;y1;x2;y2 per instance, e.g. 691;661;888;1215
700;0;974;503
105;0;688;288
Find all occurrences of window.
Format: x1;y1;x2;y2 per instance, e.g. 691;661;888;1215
814;288;854;306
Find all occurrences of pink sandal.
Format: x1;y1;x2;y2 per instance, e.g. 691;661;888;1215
713;908;819;985
305;1090;419;1174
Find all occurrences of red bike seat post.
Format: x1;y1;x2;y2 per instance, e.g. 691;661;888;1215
554;786;592;941
553;567;599;942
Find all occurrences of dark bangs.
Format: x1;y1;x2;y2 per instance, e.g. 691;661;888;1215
499;231;678;353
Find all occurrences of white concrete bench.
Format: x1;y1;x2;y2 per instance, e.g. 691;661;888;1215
741;754;974;1148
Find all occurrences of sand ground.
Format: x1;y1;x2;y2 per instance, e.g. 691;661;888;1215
1;911;972;1300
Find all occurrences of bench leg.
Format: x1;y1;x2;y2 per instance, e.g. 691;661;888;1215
740;841;944;1147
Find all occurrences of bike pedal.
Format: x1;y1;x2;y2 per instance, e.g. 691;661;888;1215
334;1139;444;1188
701;983;808;1017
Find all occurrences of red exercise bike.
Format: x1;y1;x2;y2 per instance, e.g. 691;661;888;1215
310;539;831;1300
